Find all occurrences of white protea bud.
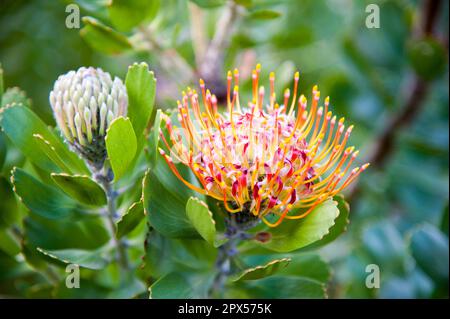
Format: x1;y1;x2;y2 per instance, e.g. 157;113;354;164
49;66;128;169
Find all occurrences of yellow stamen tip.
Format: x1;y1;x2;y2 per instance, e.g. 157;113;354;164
300;95;307;104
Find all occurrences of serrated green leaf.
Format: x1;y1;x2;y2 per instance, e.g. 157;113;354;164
279;253;330;283
302;195;349;250
232;258;291;282
24;214;110;250
108;0;160;32
51;173;107;206
105;117;137;181
0;104;87;173
80;16;132;55
0;87;30;108
231;276;326;298
409;224;449;283
149;273;193;299
260;199;339;252
37;247;110;270
125;62;156;145
33;134;73;174
116;201;144;238
11;168;77;219
0;177;18;229
186;197;217;246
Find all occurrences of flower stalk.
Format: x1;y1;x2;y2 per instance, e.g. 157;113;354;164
94;168;129;271
210;212;258;298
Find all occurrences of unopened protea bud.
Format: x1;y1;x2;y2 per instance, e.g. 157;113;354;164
49;67;128;170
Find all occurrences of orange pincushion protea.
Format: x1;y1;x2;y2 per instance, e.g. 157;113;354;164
158;64;368;227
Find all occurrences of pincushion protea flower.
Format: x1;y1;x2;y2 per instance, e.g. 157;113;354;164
159;64;369;227
49;67;127;169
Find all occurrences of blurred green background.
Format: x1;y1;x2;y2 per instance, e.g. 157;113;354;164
0;0;448;298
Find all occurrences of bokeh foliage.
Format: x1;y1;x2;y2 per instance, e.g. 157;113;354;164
0;0;448;298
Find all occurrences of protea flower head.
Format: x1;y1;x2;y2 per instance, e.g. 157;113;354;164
49;67;128;170
159;64;369;227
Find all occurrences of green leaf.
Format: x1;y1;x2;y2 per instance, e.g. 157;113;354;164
409;224;449;283
51;173;107;207
440;202;449;236
125;62;156;145
33;134;73;174
407;37;447;81
107;276;146;298
105;117;137;181
231;276;326;298
75;0;109;13
189;0;225;8
11;168;77;219
0;104;87;173
149;273;193;299
279;253;330;283
0;177;18;229
0;63;3;103
249;10;281;20
108;0;160;32
147;109;162;168
232;258;291;282
24;214;110;250
235;0;253;8
80;16;132;55
302;195;349;250
186;197;219;246
259;199;339;252
116;201;145;238
142;166;200;238
37;247;110;270
54;281;110;298
0;132;6;171
0;229;20;257
0;87;30;108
